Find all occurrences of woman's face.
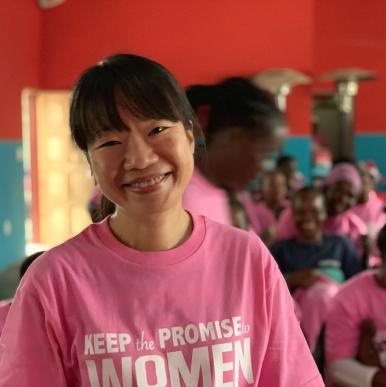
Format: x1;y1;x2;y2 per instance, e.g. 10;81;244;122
87;108;195;217
326;180;357;215
206;126;285;191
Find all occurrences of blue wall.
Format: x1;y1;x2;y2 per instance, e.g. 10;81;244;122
355;134;386;192
0;141;25;270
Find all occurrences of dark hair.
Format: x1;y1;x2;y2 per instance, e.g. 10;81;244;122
292;186;326;209
19;251;44;279
70;53;200;151
377;223;386;257
277;155;296;168
186;77;285;144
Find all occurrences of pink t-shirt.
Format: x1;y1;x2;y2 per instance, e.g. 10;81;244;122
0;215;323;386
324;211;368;255
183;168;232;226
0;302;11;336
248;200;289;237
276;207;297;240
326;270;386;365
351;190;386;237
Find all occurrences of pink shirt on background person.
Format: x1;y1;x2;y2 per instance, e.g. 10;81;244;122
183;168;232;225
351;190;386;237
276;206;297;240
183;168;262;234
248;200;290;237
0;302;11;336
324;211;367;255
326;270;386;365
0;215;323;386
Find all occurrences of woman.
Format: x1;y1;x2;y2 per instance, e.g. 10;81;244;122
0;54;322;386
183;78;287;230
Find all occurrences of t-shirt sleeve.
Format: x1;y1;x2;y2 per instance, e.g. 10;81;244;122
257;244;324;386
0;281;67;386
325;288;361;364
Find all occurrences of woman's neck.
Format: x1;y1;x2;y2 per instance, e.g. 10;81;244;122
296;231;323;245
108;207;192;251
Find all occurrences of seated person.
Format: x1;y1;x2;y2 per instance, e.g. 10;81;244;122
249;170;289;246
0;251;44;336
276;154;305;198
276;163;369;265
271;187;362;352
326;223;386;387
324;162;369;265
352;161;386;266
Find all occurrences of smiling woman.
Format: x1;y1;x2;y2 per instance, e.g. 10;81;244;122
0;54;323;386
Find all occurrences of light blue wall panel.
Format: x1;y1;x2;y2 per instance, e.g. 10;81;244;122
355;134;386;192
0;141;25;270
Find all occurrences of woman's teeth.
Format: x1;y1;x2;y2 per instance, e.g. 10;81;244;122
130;175;166;188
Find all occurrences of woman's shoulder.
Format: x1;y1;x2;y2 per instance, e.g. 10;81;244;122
23;222;101;286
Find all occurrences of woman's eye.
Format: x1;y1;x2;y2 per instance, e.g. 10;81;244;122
97;140;121;149
149;126;168;136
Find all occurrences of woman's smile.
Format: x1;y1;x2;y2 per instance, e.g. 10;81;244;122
123;173;172;194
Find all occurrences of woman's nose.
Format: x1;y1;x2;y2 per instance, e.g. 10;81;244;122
123;135;159;170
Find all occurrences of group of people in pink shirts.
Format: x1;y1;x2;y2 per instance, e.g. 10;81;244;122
0;53;385;386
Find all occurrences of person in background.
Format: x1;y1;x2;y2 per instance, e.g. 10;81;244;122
326;223;386;387
183;78;287;230
250;169;289;246
271;187;362;353
0;251;44;336
0;54;323;386
276;154;305;198
351;161;386;266
324;162;369;266
276;163;369;260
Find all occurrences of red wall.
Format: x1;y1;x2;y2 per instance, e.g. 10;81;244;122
314;0;386;133
0;1;42;139
40;0;314;135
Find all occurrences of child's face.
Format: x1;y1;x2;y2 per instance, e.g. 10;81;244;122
261;172;287;204
327;180;357;215
293;193;327;241
87;108;194;217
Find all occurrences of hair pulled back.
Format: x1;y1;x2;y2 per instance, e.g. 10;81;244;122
186;77;285;144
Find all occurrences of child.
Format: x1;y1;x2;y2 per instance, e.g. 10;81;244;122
250;170;289;246
0;54;322;386
276;163;369;264
183;78;287;230
276;154;305;197
326;223;386;386
271;187;362;352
